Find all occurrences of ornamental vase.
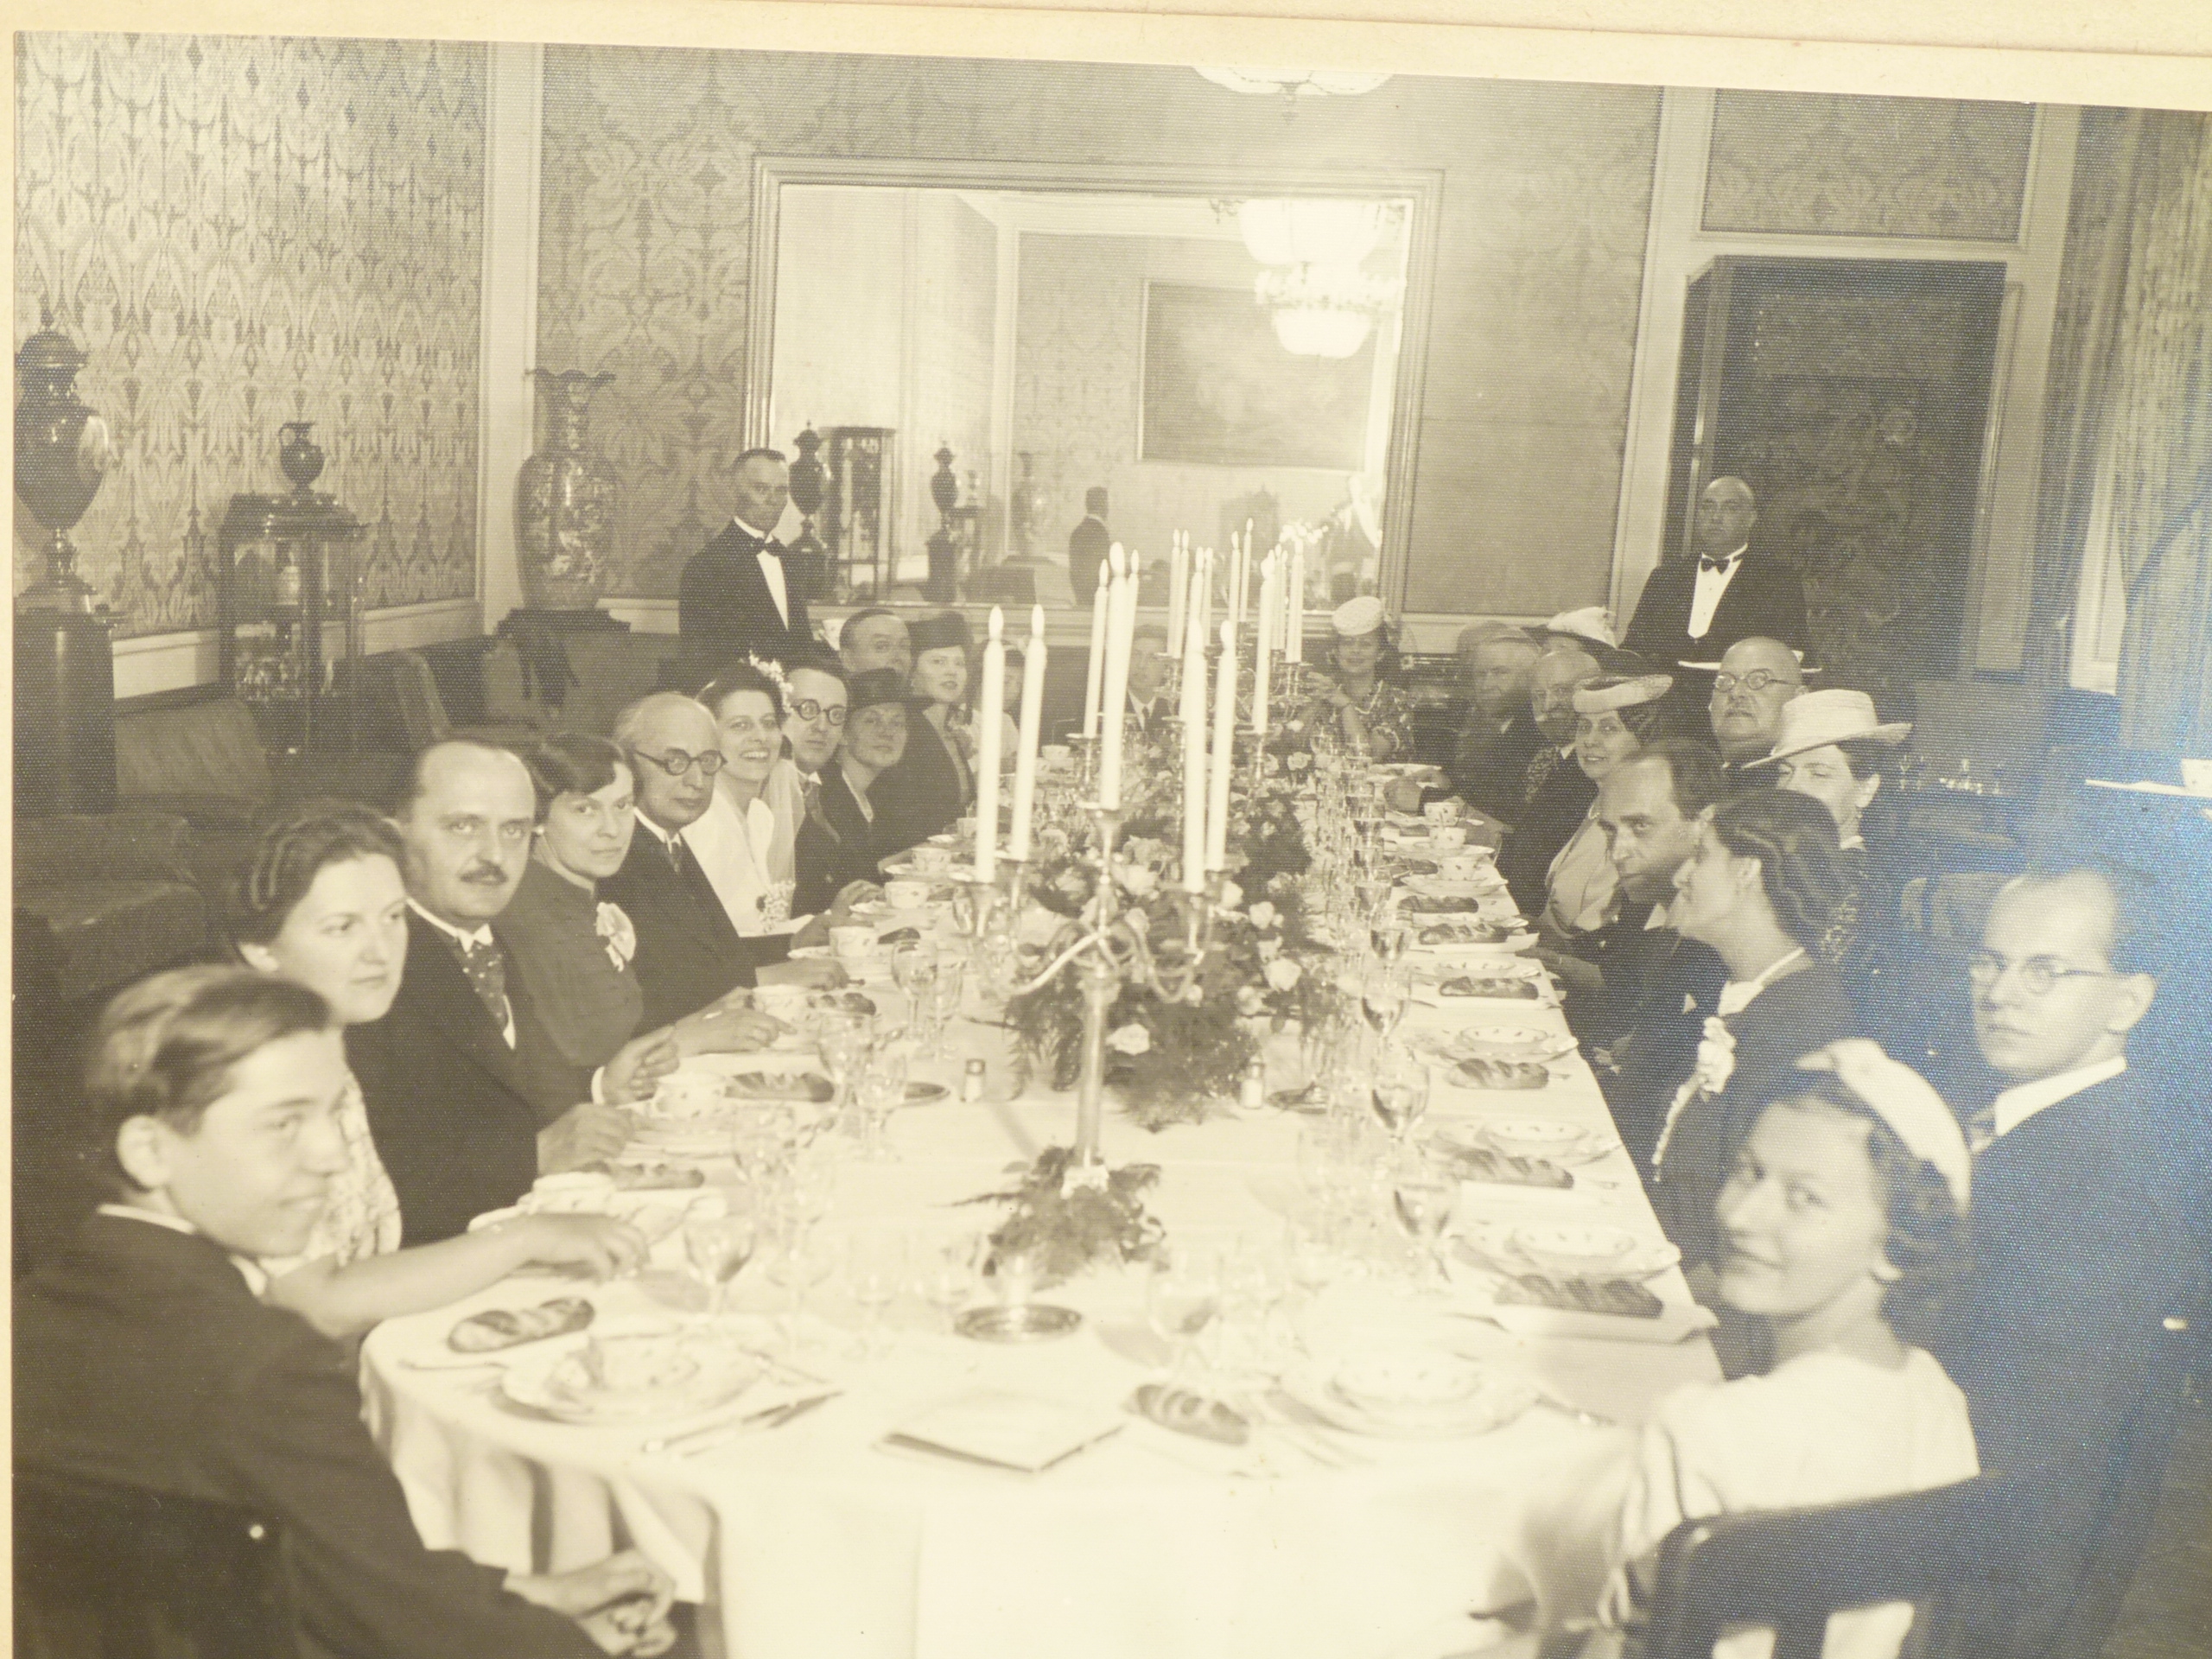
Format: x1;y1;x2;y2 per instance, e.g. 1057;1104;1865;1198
515;369;620;610
1009;450;1043;559
15;314;114;613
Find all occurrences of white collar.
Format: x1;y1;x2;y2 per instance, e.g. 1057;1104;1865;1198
1700;543;1749;568
407;898;493;950
1992;1055;2128;1141
97;1205;268;1294
1643;894;1674;930
1715;946;1807;1019
1839;833;1867;852
732;516;779;542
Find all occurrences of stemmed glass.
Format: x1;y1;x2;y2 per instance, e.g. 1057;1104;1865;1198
1360;962;1409;1046
844;1230;908;1359
912;1233;985;1332
683;1192;760;1319
850;1043;910;1160
814;1010;872;1119
1146;1247;1224;1383
1370;1047;1432;1146
890;943;938;1036
1389;1153;1459;1287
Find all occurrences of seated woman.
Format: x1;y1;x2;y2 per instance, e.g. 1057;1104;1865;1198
497;734;787;1075
797;668;907;918
1649;788;1859;1277
16;964;680;1658
1419;1061;1977;1659
690;664;807;936
1741;690;1914;1027
872;612;975;855
226;803;664;1338
1297;595;1412;760
1540;673;1681;944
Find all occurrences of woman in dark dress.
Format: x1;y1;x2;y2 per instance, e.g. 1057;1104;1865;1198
1649;786;1860;1280
870;612;973;855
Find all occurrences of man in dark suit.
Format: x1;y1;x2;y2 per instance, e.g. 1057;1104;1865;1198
1126;624;1170;738
351;741;659;1244
1705;635;1806;767
1446;625;1545;823
1930;864;2204;1659
677;447;815;673
797;668;907;916
1068;486;1110;607
1500;639;1602;916
1623;475;1808;672
16;967;673;1659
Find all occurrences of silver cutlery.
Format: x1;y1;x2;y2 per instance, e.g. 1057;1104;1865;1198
640;1390;839;1456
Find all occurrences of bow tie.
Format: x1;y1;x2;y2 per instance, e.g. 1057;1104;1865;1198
1699;552;1741;575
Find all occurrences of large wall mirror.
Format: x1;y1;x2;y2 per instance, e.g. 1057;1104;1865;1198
747;159;1438;619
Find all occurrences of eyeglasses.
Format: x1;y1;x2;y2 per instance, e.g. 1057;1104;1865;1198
1713;670;1796;695
630;747;725;779
1967;950;2121;997
788;700;847;726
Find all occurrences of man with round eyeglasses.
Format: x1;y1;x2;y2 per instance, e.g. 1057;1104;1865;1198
1705;636;1804;766
781;657;849;778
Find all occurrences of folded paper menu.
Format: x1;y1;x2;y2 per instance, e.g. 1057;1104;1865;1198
883;1391;1124;1472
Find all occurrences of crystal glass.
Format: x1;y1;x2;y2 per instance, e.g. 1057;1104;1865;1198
890;942;938;1034
814;1010;873;1111
1371;1048;1432;1144
1360;962;1408;1044
844;1229;907;1358
912;1232;985;1331
925;953;967;1039
683;1194;759;1319
1389;1153;1459;1287
1146;1247;1224;1382
850;1043;910;1160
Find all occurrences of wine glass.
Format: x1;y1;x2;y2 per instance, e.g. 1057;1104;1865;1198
912;1233;984;1332
890;943;938;1034
844;1230;908;1359
814;1010;872;1114
925;953;968;1040
1360;963;1408;1045
1146;1248;1223;1382
1371;1049;1432;1145
683;1195;759;1319
851;1044;910;1160
1389;1154;1459;1287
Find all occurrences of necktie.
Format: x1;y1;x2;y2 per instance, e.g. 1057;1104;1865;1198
1522;746;1562;807
1967;1103;1999;1155
452;934;512;1039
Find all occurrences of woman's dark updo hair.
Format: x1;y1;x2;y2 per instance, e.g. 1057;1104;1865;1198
700;663;785;724
521;733;630;822
1709;786;1853;951
1745;1071;1971;1347
226;801;405;952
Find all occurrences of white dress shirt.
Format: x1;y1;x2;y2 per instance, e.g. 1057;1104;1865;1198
736;516;790;627
407;899;515;1046
1687;542;1749;642
1990;1054;2127;1142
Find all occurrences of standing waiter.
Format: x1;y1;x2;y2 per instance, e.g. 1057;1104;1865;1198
1624;475;1808;671
678;448;816;672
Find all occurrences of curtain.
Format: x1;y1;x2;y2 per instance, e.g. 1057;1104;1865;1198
2109;112;2212;753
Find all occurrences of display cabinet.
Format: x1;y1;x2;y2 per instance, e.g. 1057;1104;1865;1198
822;426;894;601
218;486;367;753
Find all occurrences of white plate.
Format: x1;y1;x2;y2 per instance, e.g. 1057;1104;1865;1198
1402;875;1507;901
1448;1027;1575;1062
500;1328;765;1427
1414;954;1542;983
1429;1121;1611;1166
1283;1354;1535;1440
1511;1221;1643;1275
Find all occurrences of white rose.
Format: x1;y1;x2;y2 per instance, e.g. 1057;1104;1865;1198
1107;1023;1153;1056
1218;881;1243;911
1116;863;1159;898
1236;985;1267;1016
1248;900;1278;930
1264;958;1303;992
1692;1017;1738;1095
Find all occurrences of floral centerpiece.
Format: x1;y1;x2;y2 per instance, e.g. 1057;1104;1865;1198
959;1146;1166;1286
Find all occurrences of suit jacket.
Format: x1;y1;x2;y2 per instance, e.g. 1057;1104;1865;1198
1127;694;1168;740
349;912;584;1246
1931;1071;2209;1659
1068;516;1110;607
1447;705;1544;824
677;520;815;672
1651;958;1859;1268
600;823;788;1033
870;713;969;857
794;766;881;918
15;1214;600;1659
1501;752;1596;918
1623;552;1809;670
1578;918;1727;1178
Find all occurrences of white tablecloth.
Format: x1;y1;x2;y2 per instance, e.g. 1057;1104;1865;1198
362;951;1718;1659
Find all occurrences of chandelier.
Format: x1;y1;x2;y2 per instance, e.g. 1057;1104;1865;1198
1195;67;1393;103
1254;264;1402;358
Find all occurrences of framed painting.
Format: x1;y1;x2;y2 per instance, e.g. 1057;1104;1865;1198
1139;281;1376;470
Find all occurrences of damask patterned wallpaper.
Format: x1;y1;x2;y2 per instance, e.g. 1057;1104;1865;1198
536;49;1661;617
1704;92;2035;242
14;34;485;636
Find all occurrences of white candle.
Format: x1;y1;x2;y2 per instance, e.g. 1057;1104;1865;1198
1097;545;1135;809
1287;542;1306;664
1230;535;1248;640
1192;547;1212;653
975;608;1006;882
1082;581;1108;741
1166;531;1187;656
1253;551;1275;737
1008;605;1047;861
1179;607;1208;893
1206;620;1236;872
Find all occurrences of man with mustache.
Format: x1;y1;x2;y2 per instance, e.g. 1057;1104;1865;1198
1705;635;1804;767
1498;639;1603;917
350;741;668;1244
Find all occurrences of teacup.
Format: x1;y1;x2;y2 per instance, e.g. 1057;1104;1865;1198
911;845;953;874
753;982;811;1022
1422;800;1463;826
1440;852;1489;880
883;878;931;912
830;925;877;965
1431;824;1468;849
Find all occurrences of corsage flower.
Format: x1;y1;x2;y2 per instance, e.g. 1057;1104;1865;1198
595;901;638;969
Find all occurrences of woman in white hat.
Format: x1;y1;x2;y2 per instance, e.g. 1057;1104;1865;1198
1743;689;1911;857
1540;673;1682;939
1299;595;1412;760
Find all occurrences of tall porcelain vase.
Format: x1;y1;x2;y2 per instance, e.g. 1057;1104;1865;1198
515;369;620;610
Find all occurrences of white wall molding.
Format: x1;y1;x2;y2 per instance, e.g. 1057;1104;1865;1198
475;40;545;633
111;598;484;702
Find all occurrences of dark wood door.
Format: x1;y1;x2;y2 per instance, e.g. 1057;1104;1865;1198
1662;257;2005;709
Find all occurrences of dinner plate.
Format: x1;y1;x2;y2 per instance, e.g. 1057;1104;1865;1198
1402;875;1508;901
1454;1219;1681;1282
1428;1121;1614;1168
1447;1027;1576;1063
1511;1222;1643;1276
1414;954;1542;982
500;1328;765;1427
1283;1352;1535;1440
626;1123;734;1160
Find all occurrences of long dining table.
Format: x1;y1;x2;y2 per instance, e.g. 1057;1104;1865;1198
360;873;1720;1659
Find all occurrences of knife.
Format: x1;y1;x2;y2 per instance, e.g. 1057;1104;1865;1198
641;1391;839;1457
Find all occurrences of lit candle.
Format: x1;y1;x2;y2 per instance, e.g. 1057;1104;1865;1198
1230;533;1248;640
1179;606;1208;893
1287;541;1306;664
1083;580;1108;741
1206;620;1236;872
975;607;1006;882
1008;605;1047;861
1252;550;1275;737
1097;545;1135;809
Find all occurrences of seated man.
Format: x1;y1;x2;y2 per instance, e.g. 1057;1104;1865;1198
16;966;677;1659
350;740;661;1245
836;607;912;683
1498;639;1602;917
796;669;908;917
1445;624;1543;824
1701;635;1804;769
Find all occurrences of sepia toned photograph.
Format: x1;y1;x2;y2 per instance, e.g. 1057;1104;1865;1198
10;5;2211;1658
